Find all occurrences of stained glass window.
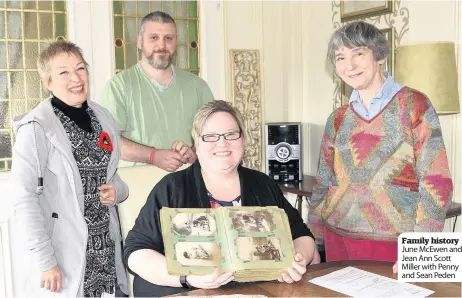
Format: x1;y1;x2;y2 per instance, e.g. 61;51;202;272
0;0;67;172
113;1;200;75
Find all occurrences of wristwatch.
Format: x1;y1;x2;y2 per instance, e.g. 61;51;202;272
180;276;192;289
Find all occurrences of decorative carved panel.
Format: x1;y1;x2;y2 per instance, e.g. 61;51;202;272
230;50;262;170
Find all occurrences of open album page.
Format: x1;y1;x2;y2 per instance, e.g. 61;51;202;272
161;208;233;276
220;206;295;274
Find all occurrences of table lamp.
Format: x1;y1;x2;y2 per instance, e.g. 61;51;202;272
394;42;460;115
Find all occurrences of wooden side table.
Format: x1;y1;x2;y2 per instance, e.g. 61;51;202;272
278;175;316;214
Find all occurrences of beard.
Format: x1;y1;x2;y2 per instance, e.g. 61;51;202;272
143;48;174;69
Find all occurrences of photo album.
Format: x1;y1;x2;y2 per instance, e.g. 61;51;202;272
160;206;295;282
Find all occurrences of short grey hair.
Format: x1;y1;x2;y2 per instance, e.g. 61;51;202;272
37;40;89;83
140;11;176;35
327;21;389;64
192;100;247;144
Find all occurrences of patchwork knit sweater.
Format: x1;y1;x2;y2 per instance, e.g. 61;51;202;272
309;87;453;245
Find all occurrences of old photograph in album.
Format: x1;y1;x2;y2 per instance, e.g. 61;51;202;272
160;206;295;282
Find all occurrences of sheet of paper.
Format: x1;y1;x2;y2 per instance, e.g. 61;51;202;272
309;266;435;297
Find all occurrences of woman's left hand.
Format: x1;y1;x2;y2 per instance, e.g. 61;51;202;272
98;184;116;206
278;252;307;283
311;249;321;265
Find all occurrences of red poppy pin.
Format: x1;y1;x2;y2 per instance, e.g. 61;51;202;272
98;131;113;152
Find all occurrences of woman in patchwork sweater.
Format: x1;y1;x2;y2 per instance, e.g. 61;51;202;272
308;21;453;271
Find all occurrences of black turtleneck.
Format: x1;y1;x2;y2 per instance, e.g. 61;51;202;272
51;96;92;133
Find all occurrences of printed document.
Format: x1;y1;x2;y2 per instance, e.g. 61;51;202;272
309;266;434;297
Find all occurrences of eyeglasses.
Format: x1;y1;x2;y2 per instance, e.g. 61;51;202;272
201;131;242;142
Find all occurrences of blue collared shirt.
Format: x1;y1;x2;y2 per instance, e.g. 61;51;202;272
349;72;403;120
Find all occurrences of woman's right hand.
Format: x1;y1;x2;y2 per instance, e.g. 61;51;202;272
40;265;62;292
186;268;234;289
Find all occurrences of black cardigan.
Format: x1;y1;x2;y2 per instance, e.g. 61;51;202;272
124;161;314;297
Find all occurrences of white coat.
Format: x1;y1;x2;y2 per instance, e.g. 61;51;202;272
10;98;129;297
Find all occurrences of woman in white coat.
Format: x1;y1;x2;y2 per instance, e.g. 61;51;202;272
10;40;129;297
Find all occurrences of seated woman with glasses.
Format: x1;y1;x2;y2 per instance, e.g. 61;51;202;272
123;100;320;297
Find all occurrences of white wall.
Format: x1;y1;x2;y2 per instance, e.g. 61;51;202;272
0;174;13;298
299;1;337;176
67;0;114;103
200;0;225;101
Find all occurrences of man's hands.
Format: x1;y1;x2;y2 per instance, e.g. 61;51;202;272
186;269;234;289
120;137;196;171
153;149;187;172
278;252;308;283
171;141;196;164
152;141;196;172
40;265;62;292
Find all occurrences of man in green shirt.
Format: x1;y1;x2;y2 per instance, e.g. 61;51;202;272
99;11;214;170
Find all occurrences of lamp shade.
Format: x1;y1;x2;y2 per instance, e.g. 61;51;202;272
395;42;460;115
